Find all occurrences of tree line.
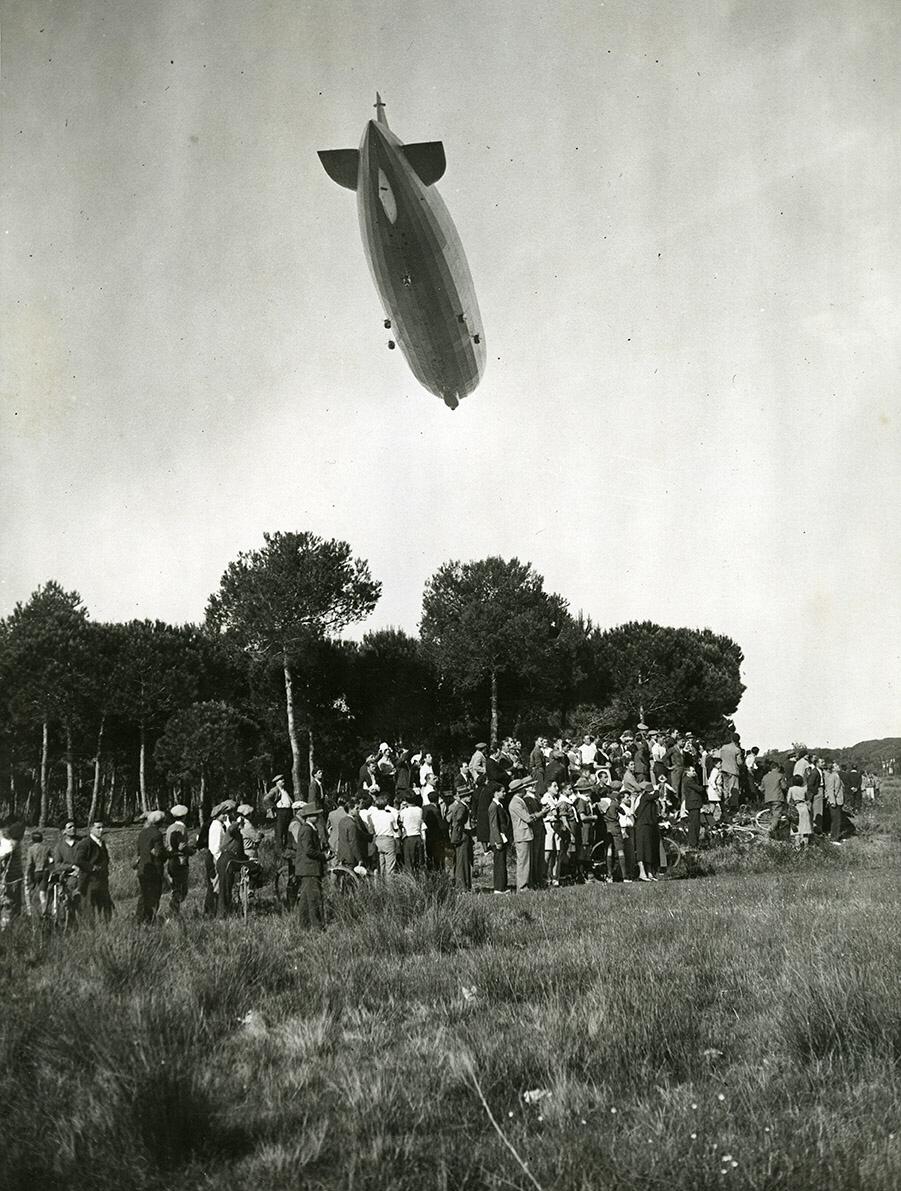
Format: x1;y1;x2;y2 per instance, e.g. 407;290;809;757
0;531;745;824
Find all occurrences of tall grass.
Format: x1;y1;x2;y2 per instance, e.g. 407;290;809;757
2;789;900;1190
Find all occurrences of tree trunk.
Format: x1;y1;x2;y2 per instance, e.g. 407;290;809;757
283;657;303;797
489;668;499;748
64;719;75;824
139;721;149;814
65;723;75;821
87;714;105;824
199;769;206;822
308;723;316;788
39;720;49;827
109;762;117;824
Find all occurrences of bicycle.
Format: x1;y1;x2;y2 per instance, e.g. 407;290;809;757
753;804;798;834
227;859;263;920
45;870;78;932
657;821;688;875
275;858;363;909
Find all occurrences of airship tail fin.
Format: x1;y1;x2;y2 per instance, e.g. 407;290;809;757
318;148;359;190
403;141;446;186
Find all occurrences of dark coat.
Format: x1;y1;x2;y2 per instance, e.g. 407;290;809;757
488;799;511;847
136;824;165;872
308;778;325;806
447;799;470;846
74;836;110;894
422;802;449;846
682;776;705;811
485;756;507;791
295;820;326;877
475;785;494;844
545;757;567;789
336;814;362;867
633;787;658;826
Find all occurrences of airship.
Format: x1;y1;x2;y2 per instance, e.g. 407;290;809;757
319;95;485;410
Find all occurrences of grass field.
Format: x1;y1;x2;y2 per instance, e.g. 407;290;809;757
2;786;900;1191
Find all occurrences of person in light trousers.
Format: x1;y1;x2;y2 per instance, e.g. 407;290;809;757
508;778;548;892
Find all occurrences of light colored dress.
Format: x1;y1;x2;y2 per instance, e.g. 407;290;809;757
788;786;812;836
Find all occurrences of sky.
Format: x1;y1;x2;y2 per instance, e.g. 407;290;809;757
2;0;899;748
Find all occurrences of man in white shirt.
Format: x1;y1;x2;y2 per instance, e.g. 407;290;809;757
361;794;399;877
207;804;231;865
398;796;426;870
204;801;235;914
578;735;598;771
793;751;812;780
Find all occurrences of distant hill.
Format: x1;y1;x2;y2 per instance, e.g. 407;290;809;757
771;737;900;771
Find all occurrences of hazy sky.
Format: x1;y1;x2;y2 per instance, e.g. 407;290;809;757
2;0;899;748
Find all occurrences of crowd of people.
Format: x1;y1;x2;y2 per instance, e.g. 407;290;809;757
0;729;884;930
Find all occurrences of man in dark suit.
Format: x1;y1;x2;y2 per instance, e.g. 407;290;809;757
682;765;706;848
135;810;166;923
545;749;568;790
74;822;113;920
295;803;326;930
336;800;364;870
422;792;450;871
487;787;512;894
308;767;325;808
447;789;473;890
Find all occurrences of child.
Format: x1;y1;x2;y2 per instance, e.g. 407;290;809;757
788;775;812;847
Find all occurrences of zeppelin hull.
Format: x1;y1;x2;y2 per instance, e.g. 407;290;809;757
355;122;486;409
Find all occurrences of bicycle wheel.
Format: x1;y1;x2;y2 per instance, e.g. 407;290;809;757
754;807;776;830
661;835;685;875
331;865;361;896
274;866;296;910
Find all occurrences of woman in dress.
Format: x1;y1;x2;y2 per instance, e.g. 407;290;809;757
632;782;660;882
788;775;813;847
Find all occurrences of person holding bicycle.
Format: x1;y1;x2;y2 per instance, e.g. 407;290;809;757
53;820;80;871
237;804;265;893
217;809;247;916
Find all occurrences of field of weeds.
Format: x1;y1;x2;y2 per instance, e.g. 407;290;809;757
2;785;900;1191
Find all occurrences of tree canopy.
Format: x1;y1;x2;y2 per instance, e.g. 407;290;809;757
205;531;381;794
421;557;568;744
